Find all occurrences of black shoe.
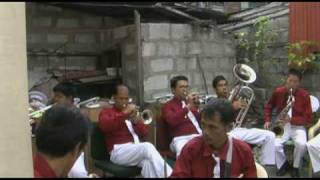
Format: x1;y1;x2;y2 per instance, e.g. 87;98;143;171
276;161;290;176
290;168;300;178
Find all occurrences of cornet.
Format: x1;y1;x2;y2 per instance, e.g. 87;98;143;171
136;108;153;125
122;98;153;125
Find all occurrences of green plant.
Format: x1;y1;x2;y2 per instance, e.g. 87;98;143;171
287;40;320;73
236;16;277;63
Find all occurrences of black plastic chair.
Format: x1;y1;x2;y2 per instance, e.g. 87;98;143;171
90;122;141;177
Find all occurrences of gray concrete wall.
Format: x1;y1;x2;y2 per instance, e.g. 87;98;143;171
0;2;33;177
25;3;141;100
141;23;236;101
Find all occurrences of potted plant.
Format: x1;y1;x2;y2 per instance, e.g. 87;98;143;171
287;40;319;73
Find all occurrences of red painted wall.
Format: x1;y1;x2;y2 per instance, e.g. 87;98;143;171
289;2;320;52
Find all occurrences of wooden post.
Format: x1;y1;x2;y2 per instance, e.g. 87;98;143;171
134;10;144;108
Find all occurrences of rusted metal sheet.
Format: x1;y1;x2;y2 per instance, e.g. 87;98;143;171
289;2;320;52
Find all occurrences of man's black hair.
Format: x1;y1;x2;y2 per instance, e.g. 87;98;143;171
111;83;129;96
288;68;302;80
35;104;89;157
170;75;188;89
201;98;234;126
53;81;76;99
212;75;227;89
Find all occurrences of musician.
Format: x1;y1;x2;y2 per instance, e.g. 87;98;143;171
264;68;312;177
33;105;89;178
170;99;257;178
98;84;172;178
306;133;320;175
51;81;97;178
209;75;276;167
52;81;77;106
162;75;202;157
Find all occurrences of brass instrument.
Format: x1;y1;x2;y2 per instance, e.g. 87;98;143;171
135;107;153;125
119;98;154;125
228;64;256;129
29;97;100;119
272;88;295;137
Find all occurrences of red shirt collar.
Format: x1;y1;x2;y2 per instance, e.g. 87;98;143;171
172;96;185;105
202;137;229;161
33;154;57;178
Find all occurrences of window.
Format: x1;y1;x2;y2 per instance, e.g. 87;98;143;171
241;2;270;10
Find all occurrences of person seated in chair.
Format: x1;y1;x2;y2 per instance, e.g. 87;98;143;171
264;69;312;177
33;105;89;178
162;75;202;157
98;84;172;178
306;128;320;175
170;99;257;178
209;75;276;167
51;81;98;178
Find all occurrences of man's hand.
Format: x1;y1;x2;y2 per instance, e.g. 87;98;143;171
123;104;137;115
186;93;197;105
232;99;247;110
264;122;271;130
131;114;144;124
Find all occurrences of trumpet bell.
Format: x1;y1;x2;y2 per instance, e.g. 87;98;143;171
140;109;153;125
233;64;256;84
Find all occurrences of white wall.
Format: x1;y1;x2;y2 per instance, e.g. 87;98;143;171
0;2;33;177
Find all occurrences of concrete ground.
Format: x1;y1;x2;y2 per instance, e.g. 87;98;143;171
255;146;313;178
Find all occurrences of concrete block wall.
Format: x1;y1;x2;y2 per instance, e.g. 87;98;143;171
25;3;127;90
141;23;236;101
232;14;289;96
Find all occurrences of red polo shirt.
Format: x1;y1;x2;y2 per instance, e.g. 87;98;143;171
170;136;257;178
33;154;57;178
264;86;312;126
98;107;149;153
161;97;201;140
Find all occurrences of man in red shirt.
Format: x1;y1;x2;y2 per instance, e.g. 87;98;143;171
209;75;276;167
170;99;257;178
264;68;312;177
98;84;172;177
33;105;89;178
162;75;202;157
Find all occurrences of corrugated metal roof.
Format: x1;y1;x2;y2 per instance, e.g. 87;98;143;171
41;2;228;24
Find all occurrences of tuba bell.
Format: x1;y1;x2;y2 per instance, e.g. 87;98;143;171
228;64;256;129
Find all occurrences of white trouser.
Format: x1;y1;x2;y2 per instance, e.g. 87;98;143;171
68;152;89;178
110;142;172;178
170;134;200;157
228;127;276;165
275;123;307;169
306;133;320;173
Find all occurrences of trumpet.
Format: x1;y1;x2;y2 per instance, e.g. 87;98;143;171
136;108;153;125
123;100;153;125
184;91;201;105
29;97;100;119
272;88;295;137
